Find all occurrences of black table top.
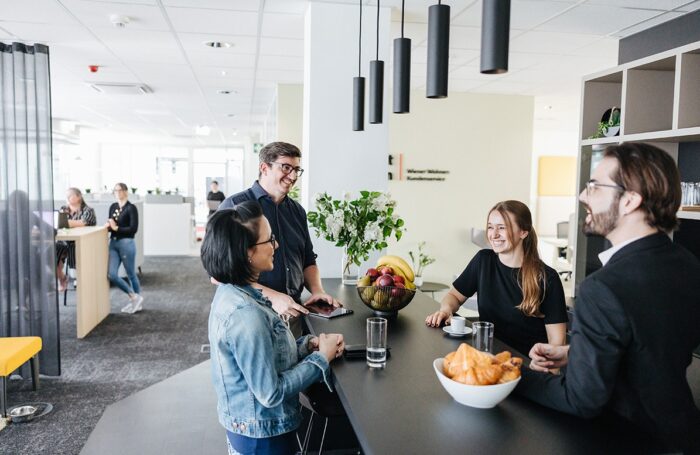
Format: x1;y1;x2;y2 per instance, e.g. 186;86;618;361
304;279;663;455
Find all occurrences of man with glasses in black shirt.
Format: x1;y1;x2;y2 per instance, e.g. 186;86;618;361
218;142;340;335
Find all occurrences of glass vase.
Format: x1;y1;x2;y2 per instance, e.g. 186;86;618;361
341;248;360;285
414;275;424;288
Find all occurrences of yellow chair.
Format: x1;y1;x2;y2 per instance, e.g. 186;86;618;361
0;337;42;417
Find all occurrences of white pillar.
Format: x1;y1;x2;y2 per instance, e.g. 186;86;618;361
302;2;391;278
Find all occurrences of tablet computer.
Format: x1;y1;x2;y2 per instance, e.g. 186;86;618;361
305;301;353;319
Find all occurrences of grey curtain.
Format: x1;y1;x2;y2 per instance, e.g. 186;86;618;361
0;42;59;376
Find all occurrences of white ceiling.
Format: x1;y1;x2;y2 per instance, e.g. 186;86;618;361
1;0;698;145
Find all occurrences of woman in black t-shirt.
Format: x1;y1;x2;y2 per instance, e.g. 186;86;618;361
425;200;567;355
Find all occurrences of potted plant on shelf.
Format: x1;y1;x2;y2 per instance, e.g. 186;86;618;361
408;242;436;288
308;191;405;285
588;107;621;139
131;187;138;194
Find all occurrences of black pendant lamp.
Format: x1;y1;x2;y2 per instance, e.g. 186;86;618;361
393;0;410;113
426;0;450;99
352;0;365;131
369;0;384;124
480;0;511;74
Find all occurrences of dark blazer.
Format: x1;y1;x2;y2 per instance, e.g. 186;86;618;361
517;233;700;452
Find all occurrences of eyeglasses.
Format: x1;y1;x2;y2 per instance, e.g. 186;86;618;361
584;180;625;196
268;162;304;177
113;188;125;193
253;233;277;247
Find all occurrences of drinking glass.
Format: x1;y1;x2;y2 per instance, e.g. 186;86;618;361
472;321;494;353
366;317;388;368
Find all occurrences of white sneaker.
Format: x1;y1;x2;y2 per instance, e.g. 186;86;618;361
129;294;144;314
121;303;134;313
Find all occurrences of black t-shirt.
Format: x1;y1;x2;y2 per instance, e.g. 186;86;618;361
453;249;568;355
207;190;225;202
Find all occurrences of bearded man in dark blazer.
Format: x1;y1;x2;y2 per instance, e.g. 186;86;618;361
517;142;700;453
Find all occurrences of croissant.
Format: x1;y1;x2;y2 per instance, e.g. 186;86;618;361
443;343;522;385
463;364;503;385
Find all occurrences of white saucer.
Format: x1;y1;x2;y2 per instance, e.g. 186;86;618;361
443;326;472;338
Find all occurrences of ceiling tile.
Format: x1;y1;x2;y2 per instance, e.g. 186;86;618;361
536;4;662;35
611;11;686;37
163;0;260;10
257;54;304;71
261;13;304;39
676;1;700;11
585;0;691;9
259;37;303;56
450;26;481;50
92;28;186;65
0;22;96;44
0;0;75;24
256;69;303;83
165;7;259;35
453;0;578;30
62;0;169;31
510;30;603;54
265;0;307;14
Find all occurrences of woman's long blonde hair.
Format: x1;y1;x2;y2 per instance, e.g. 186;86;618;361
488;200;545;317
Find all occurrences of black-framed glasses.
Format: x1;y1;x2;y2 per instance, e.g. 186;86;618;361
268;162;304;177
254;233;276;247
584;180;625;196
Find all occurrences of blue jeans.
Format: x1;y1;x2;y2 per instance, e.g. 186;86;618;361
226;430;296;455
108;238;141;295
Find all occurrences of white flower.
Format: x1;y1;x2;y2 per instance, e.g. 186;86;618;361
314;193;324;204
342;191;352;201
364;221;381;242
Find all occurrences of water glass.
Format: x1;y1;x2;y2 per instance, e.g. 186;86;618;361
366;317;388;368
472;321;494;353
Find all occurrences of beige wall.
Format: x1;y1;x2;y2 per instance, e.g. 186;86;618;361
387;90;534;283
276;84;304;148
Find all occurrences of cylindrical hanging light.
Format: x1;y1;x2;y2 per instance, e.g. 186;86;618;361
426;1;450;99
481;0;511;74
393;0;410;114
352;0;365;131
369;0;384;124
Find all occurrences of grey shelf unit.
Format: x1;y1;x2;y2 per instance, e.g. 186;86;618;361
573;40;700;295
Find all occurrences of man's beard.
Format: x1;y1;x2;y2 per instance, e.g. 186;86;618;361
583;200;620;237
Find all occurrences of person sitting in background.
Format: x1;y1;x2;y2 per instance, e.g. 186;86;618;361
425;200;568;356
207;180;225;216
56;187;96;291
105;182;143;314
202;201;344;455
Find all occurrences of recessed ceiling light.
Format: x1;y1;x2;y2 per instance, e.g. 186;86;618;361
204;41;233;48
232;129;238;136
220;70;228;76
226;113;236;117
217;90;237;95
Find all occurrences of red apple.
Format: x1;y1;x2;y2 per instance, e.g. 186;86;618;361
390;283;405;297
377;274;394;287
392;275;405;285
379;266;394;276
366;267;380;280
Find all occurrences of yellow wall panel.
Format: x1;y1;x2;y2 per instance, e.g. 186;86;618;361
538;156;576;196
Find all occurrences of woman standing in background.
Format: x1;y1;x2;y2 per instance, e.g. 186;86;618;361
106;182;143;314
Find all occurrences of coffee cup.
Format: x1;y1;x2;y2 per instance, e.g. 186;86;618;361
450;316;466;333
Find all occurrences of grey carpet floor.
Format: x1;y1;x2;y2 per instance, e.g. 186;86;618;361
0;256;214;455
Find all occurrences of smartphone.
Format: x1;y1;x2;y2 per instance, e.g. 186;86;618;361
305;300;354;319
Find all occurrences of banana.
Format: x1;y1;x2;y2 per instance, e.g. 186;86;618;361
376;255;415;282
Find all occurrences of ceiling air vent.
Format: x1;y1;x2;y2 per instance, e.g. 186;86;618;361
89;82;152;95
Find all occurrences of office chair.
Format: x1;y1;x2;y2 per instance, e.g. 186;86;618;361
556;221;569;239
297;385;347;454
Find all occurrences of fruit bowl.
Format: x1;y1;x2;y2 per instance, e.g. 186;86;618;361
356;286;416;316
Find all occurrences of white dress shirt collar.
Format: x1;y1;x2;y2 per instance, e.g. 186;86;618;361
598;235;644;266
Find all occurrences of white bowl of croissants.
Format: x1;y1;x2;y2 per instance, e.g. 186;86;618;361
433;342;523;408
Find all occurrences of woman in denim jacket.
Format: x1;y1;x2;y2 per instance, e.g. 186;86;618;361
202;201;345;455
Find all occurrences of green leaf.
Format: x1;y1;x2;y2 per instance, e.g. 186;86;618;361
396;218;404;227
360;191;369;197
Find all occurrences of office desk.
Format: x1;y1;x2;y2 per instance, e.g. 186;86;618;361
304;279;665;454
56;226;110;338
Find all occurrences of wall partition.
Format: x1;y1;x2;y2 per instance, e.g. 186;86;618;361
0;43;60;375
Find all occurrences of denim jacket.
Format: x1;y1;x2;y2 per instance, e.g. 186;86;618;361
209;284;331;438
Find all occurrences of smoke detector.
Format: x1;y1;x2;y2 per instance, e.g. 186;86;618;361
110;14;130;28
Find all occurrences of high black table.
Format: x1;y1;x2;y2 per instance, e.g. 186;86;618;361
303;279;665;455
